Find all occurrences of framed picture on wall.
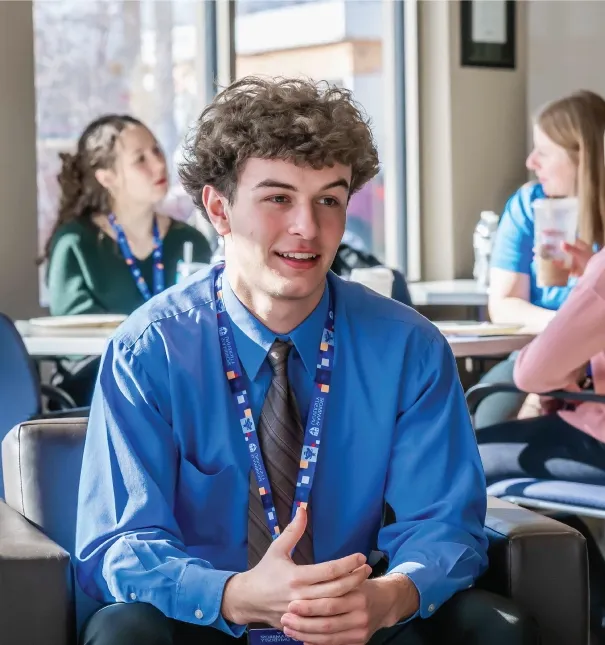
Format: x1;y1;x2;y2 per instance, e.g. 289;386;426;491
460;0;516;69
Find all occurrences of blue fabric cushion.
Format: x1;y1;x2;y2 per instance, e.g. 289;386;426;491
488;478;605;511
0;314;40;497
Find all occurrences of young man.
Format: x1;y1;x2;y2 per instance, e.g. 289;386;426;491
76;77;537;645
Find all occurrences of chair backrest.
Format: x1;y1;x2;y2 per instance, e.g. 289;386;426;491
391;269;413;308
331;245;414;308
2;417;99;628
0;314;41;497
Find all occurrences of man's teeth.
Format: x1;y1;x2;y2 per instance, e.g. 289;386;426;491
279;252;317;259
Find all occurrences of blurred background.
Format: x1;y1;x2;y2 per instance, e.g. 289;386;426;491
1;0;603;319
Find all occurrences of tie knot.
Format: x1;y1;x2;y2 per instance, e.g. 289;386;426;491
267;340;292;374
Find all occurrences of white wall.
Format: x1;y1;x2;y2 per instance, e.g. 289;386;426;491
528;1;605;119
0;1;41;319
419;0;528;280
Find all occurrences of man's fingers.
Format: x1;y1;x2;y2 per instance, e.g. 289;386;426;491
281;608;367;635
294;553;367;586
287;594;364;617
282;625;367;645
269;507;307;558
299;564;371;600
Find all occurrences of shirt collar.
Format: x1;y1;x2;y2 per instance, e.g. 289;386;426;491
221;274;329;381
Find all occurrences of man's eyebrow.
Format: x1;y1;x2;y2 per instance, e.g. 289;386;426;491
320;178;350;191
253;180;297;191
252;178;350;191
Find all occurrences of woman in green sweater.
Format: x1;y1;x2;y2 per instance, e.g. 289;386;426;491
45;114;211;403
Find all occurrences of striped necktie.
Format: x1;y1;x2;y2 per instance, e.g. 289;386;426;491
247;340;314;568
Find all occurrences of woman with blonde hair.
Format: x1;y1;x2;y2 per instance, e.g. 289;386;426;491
476;89;605;428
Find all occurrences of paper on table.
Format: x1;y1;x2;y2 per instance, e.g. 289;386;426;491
435;321;523;337
28;314;127;329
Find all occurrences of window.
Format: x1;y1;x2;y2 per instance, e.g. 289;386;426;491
33;0;209;258
235;0;387;261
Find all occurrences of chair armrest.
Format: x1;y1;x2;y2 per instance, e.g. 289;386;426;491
32;407;91;420
0;500;75;645
480;497;588;645
466;382;605;415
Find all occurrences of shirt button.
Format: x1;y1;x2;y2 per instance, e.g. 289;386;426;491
129;593;137;601
194;609;204;620
428;604;435;613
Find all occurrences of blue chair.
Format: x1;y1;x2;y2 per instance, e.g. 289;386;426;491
466;382;605;519
0;313;87;496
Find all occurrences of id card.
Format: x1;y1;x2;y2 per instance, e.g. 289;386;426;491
248;627;302;645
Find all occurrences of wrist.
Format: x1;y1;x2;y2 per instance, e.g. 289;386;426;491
221;572;252;625
372;574;420;628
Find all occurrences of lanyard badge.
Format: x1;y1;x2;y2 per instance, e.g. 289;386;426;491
214;264;334;642
214;263;334;537
248;626;302;645
108;213;165;301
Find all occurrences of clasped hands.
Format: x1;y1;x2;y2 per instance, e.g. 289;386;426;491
222;508;419;645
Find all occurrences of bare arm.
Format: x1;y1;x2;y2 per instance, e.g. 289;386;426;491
488;268;556;333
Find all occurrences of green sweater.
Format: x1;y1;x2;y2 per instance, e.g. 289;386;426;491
47;218;212;316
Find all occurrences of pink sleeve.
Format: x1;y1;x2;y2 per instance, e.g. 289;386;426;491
514;254;605;393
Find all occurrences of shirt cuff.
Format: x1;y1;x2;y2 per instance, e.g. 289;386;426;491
176;563;246;637
388;561;443;620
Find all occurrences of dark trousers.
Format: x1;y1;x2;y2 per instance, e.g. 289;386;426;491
478;413;605;487
80;589;539;645
473;354;525;429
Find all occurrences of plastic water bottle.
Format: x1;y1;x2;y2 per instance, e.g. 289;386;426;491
211;237;225;263
176;241;209;282
473;211;500;287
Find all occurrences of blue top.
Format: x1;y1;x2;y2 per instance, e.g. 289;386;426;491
75;267;488;635
491;182;575;310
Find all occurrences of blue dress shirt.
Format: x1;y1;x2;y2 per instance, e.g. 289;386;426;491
491;181;575;310
75;267;488;635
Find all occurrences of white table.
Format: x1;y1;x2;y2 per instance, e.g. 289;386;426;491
447;334;533;359
408;279;488;307
16;321;112;357
17;321;533;360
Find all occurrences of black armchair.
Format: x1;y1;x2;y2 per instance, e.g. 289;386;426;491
0;418;591;645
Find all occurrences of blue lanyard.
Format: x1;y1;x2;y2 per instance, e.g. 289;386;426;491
214;264;335;539
108;214;165;301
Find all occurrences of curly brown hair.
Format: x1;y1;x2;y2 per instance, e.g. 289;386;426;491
179;76;380;217
41;114;145;262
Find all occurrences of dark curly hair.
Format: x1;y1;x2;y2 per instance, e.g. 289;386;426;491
41;114;145;262
179;76;380;218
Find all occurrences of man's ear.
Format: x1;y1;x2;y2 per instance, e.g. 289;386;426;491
203;185;231;236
